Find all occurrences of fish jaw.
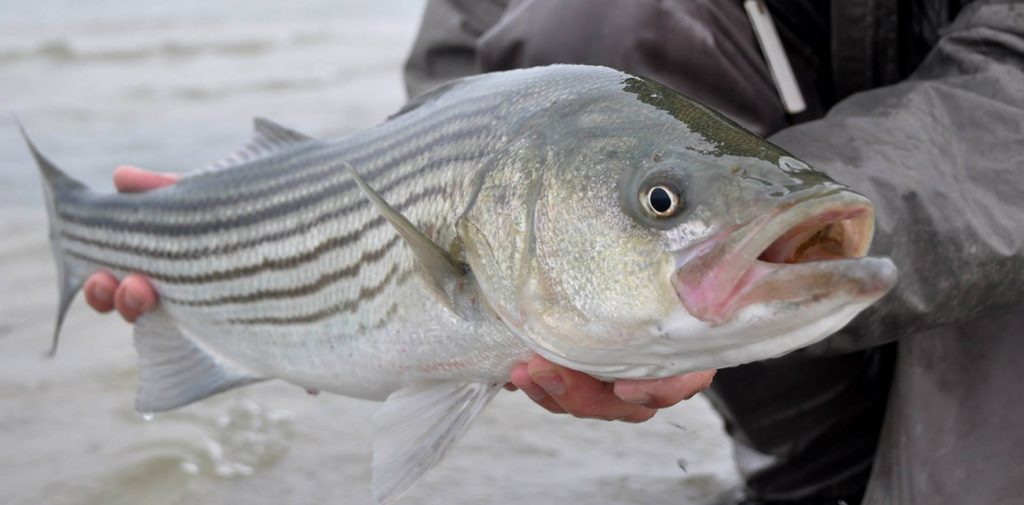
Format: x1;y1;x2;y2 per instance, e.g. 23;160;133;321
672;191;894;325
519;192;897;380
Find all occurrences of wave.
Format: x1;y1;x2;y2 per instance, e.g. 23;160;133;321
0;32;334;64
167;78;333;100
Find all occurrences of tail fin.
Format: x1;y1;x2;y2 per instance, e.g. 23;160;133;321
18;121;91;356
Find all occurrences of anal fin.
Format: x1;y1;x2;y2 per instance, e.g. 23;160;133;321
373;381;501;504
133;309;263;412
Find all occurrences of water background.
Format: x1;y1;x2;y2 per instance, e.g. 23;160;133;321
0;0;424;205
0;1;741;503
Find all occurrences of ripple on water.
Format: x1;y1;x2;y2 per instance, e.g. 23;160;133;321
205;399;294;478
123;398;295;484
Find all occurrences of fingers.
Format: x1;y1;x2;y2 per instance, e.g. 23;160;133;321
527;356;656;422
513;355;657;422
113;274;159;322
84;272;160;322
510;361;566;414
113;165;178;193
84;271;118;313
509;356;716;423
613;370;717;409
83;166;170;321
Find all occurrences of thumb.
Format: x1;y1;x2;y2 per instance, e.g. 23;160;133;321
113;165;179;193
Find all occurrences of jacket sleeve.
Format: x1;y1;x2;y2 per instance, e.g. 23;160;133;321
772;1;1024;355
402;0;507;99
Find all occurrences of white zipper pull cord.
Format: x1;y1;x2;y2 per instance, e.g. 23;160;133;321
744;0;806;114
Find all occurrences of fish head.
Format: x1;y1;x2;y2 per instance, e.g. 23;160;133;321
458;68;897;378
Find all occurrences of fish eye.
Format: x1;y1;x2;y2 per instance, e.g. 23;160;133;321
643;185;680;218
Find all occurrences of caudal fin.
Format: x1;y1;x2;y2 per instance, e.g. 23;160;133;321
18;121;91;356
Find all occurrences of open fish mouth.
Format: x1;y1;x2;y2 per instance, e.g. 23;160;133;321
673;192;897;325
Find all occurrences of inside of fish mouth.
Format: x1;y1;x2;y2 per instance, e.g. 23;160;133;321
757;208;871;264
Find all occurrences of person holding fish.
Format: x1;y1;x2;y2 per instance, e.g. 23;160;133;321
71;1;1024;504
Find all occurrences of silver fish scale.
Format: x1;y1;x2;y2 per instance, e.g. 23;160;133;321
51;66;625;399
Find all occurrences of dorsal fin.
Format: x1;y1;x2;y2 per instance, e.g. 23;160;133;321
205;117;316;171
389;78;466;120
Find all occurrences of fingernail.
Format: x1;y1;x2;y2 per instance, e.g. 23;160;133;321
531;372;566;396
92;283;113;304
615;383;651;404
620;391;652;405
610;383;651;403
122;290;143;312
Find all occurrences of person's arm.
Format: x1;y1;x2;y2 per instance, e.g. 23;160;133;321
772;1;1024;355
403;0;507;99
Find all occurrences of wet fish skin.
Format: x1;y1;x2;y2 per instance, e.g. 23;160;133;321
27;65;896;503
36;82;534;401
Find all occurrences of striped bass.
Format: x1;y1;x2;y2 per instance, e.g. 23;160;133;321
25;65;897;503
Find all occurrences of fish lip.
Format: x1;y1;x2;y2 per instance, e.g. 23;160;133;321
672;192;883;324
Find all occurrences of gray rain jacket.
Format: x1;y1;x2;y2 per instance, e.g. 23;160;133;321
404;1;1024;504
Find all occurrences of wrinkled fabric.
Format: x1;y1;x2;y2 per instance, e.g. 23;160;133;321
404;0;507;97
772;4;1024;503
704;345;895;502
864;307;1024;505
403;1;1024;504
781;2;1024;356
407;0;800;136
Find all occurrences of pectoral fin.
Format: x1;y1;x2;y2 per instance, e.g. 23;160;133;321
372;381;501;504
346;163;481;318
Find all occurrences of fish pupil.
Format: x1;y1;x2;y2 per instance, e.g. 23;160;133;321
649;187;673;213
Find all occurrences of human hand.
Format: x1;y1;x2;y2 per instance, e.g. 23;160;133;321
82;166;178;322
509;355;715;423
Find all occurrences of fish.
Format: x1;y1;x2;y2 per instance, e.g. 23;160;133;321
24;64;897;504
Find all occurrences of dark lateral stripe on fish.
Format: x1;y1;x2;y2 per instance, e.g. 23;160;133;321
62;185;447;283
186;100;494;190
59;130;480;228
364;302;401;331
59;104;497;218
58;149;485;260
57;136;488;235
70;100;496;212
161;234;403;306
226;266;414;326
